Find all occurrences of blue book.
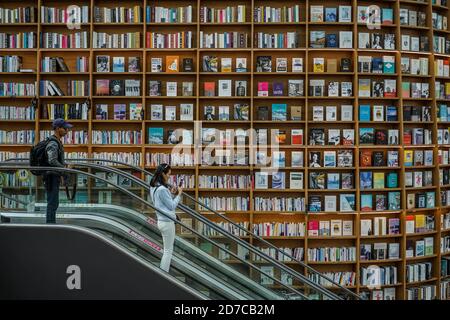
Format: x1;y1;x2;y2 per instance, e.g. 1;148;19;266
383;56;395;74
272;172;285;189
359;127;375;144
361;194;373;211
386;106;398;121
387;172;398;188
382;8;393;24
112;57;125;72
271;104;287;121
360;171;373;189
440;104;448;121
426;192;435;208
326;34;337;48
359;105;371;121
327;173;340;189
325;8;337;22
388;191;401;210
272;82;284;96
148;127;164;144
372;57;383;73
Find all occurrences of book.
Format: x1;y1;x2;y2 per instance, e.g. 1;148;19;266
165;56;179;72
221;58;232;72
112;57;125;72
96;55;110;72
256;56;272;72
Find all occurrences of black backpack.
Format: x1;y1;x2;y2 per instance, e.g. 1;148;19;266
30;136;59;176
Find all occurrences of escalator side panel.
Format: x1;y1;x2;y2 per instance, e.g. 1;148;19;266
0;224;203;300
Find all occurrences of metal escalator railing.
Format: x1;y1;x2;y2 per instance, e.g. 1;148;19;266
2;210;252;300
4;157;361;299
0;164;335;300
64;157;362;300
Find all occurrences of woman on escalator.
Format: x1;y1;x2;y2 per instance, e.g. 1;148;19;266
149;163;182;272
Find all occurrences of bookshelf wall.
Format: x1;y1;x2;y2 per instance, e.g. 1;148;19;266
1;0;450;300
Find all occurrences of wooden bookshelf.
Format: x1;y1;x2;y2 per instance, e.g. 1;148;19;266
1;0;450;300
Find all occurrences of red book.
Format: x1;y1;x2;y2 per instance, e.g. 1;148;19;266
308;220;319;236
291;129;303;145
403;130;412;145
204;82;215;96
360;150;372;167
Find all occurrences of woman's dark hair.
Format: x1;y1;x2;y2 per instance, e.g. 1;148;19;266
150;163;171;187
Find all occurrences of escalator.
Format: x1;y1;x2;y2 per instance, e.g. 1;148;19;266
0;162;362;300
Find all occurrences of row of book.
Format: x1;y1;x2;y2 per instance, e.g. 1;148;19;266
310;5;353;23
96;79;141;97
254;172;303;190
360;171;399;190
360;150;399;167
145;103;194;121
196;221;249;237
92;152;141;167
436;81;450;99
146;152;194;167
309;272;356;288
40;32;88;49
147;5;193;23
168;175;195;189
358;105;398;122
40;56;88;73
96;55;141;73
310;31;354;49
406;170;434;188
252;222;305;237
360;242;400;261
200;32;249;49
253;196;305;212
93;6;142;23
0;82;35;96
39;80;89;97
0;195;29;210
253;247;303;262
432;11;448;30
440;190;450;206
0;55;25;73
40;130;88;145
360;266;397;288
198;196;250;212
407;285;436;300
42;103;89;120
0;106;35;120
93;32;140;49
402;82;431;98
0;6;36;23
361;217;402;236
357;55;395;74
147;31;193;49
407;263;433;283
436;104;450;122
0;152;29;162
442;235;450;253
310;192;400;212
308;219;353;237
0;32;36;49
0;171;34;187
0;130;34;144
200;5;246;23
151;56;194;73
433;35;450;54
407;192;436;209
255;56;306;73
435;59;450;77
400;8;428;27
95;103;143;121
307;247;356;262
402;57;430;75
198;175;251;189
253;5;301;23
41;6;89;24
358;79;397;97
91;130;142;145
148;80;194;97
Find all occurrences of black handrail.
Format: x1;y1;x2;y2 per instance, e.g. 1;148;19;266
65;157;362;300
0;164;321;300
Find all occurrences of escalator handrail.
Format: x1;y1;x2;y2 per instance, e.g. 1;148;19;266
5;157;359;299
0;164;312;300
63;157;361;300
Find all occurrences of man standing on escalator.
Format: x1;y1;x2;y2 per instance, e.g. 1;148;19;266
43;118;73;224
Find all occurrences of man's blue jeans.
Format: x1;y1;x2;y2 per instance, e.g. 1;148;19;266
44;174;60;224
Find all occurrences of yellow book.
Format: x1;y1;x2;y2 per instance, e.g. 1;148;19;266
166;56;179;72
446;83;450;97
373;172;385;189
415;214;425;232
404;150;413;166
313;58;325;72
